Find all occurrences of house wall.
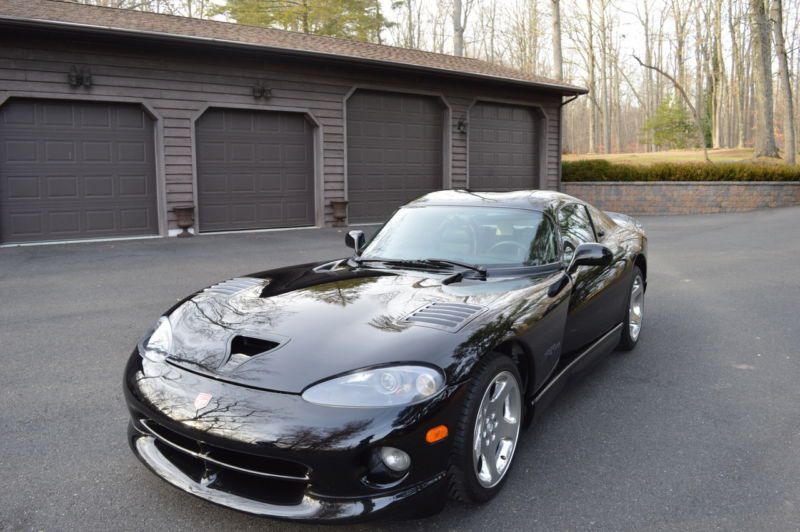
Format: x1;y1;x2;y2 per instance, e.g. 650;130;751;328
0;30;565;233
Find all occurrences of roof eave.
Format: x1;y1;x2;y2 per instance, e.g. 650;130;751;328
0;15;588;96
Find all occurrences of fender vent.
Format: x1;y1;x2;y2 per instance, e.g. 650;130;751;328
404;302;484;332
203;277;263;296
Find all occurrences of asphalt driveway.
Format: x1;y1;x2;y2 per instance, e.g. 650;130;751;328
2;207;799;531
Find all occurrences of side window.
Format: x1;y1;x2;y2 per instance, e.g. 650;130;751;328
528;215;559;265
557;204;595;261
586;204;615;240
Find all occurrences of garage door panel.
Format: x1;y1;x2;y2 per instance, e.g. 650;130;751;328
50;211;80;233
347;90;443;224
468;102;538;192
0;99;158;243
83;141;112;162
80;105;111;128
7;140;36;161
196;108;315;232
42;104;74;127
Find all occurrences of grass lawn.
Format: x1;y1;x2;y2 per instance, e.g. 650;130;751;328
561;148;786;165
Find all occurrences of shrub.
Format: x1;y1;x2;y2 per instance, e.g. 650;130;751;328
641;96;698;149
562;160;800;182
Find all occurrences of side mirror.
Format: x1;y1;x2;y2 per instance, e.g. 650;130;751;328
567;243;613;274
345;230;366;253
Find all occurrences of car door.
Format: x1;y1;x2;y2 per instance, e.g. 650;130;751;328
558;203;620;356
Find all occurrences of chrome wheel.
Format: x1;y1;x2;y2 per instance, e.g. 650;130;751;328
472;370;521;488
629;273;644;341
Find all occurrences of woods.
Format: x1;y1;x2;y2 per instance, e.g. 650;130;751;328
72;0;799;162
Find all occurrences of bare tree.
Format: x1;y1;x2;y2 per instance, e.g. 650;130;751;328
598;0;613;153
452;0;475;57
550;0;563;81
453;0;464;56
771;0;796;163
728;0;747;148
634;55;711;162
749;0;779;157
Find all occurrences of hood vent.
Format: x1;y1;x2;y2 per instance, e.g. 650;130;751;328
222;335;280;372
203;277;263;297
404;302;484;332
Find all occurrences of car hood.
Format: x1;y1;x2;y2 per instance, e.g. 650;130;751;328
164;261;558;393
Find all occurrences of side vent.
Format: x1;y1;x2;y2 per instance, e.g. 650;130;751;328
203;277;263;296
404;302;484;332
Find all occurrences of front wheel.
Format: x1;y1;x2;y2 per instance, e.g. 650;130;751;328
448;355;523;503
618;266;644;351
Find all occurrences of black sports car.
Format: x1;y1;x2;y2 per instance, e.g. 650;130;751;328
124;190;647;522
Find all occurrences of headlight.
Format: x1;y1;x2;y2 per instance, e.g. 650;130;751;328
301;365;445;407
137;316;173;363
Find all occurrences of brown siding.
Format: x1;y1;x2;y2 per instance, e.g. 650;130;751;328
0;31;565;233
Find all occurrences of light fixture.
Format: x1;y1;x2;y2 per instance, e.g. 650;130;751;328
457;118;468;133
253;81;272;100
67;66;92;88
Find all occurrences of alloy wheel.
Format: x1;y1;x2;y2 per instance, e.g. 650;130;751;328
472;370;521;488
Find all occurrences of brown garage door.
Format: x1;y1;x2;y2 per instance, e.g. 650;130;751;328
0;99;158;244
347;90;443;224
196;109;315;232
469;102;538;191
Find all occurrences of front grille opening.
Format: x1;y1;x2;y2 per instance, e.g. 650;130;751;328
230;336;279;357
142;418;309;480
146;419;200;453
153;440;305;506
213;468;307;506
208;446;308;479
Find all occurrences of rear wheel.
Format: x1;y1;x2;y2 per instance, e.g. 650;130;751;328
618;266;644;351
448;355;523;503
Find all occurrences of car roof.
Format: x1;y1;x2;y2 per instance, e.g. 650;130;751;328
405;189;579;211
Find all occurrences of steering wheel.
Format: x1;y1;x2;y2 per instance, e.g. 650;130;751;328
487;241;528;261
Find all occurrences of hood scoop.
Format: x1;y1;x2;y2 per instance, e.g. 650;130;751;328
203;277;264;297
404;302;485;332
220;335;281;373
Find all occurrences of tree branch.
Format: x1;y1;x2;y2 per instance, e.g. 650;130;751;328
633;54;711;162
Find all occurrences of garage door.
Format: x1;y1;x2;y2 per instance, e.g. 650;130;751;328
196;109;315;232
0;99;158;244
469;102;538;191
347;90;443;224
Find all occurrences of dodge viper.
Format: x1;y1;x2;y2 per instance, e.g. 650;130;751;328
124;190;647;522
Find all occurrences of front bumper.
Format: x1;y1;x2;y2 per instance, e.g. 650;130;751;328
124;353;463;522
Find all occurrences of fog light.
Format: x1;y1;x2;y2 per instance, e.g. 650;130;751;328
379;446;411;472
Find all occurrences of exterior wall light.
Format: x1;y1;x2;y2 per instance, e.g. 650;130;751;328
67;66;92;88
457;118;468;133
253;82;272;99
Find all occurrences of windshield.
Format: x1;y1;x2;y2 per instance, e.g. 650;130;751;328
360;206;559;267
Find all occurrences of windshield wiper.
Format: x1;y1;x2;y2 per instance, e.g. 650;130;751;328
422;258;487;279
351;257;487;280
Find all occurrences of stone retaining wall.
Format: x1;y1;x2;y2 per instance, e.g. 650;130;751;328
561;181;800;215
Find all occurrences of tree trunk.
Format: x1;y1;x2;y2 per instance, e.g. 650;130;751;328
550;0;563;81
452;0;464;57
587;0;597;154
728;0;746;148
599;1;611;154
749;0;779;157
771;0;796;164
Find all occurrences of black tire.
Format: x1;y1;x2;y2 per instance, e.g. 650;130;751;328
448;354;523;504
617;266;644;351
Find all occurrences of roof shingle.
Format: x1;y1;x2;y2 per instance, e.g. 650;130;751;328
0;0;586;94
